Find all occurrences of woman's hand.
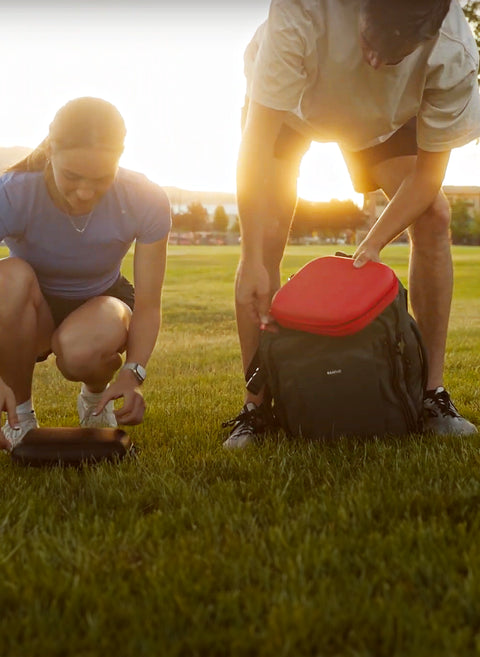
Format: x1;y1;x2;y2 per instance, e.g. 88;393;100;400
94;370;146;426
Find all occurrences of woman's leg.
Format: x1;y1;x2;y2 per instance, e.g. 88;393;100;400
0;257;54;403
0;258;54;448
51;295;132;427
51;295;132;391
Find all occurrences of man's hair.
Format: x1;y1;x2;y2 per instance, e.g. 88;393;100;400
360;0;452;56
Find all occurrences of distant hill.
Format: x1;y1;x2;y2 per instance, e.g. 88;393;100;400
0;146;32;171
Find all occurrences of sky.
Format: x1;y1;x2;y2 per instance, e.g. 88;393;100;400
1;0;480;205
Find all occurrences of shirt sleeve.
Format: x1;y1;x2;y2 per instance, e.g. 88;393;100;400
0;174;25;240
135;178;172;244
247;0;309;113
418;37;480;151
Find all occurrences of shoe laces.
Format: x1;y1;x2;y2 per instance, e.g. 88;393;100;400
2;411;38;448
222;403;264;432
425;388;460;419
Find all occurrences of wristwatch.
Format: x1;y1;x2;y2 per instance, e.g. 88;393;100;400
122;362;146;384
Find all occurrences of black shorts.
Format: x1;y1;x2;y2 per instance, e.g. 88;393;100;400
270;116;418;193
340;118;417;192
37;275;135;362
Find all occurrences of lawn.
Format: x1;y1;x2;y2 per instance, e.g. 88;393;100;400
0;244;480;657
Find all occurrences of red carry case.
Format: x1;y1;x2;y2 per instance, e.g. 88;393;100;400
270;255;399;336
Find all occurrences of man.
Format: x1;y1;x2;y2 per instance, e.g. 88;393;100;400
224;0;480;448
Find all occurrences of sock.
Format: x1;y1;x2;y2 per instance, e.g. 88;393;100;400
16;399;34;414
425;386;445;397
80;383;106;401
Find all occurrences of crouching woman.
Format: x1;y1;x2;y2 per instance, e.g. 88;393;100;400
0;96;171;450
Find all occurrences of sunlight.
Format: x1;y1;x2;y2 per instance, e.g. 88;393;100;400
297;143;364;205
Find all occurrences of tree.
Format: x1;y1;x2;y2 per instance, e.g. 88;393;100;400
472;211;480;244
212;205;229;232
450;198;475;244
171;201;209;233
230;215;240;234
291;198;368;242
464;2;480;78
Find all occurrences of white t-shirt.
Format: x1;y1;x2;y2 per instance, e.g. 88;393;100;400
245;0;480;152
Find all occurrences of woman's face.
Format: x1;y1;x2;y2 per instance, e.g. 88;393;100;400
48;146;120;215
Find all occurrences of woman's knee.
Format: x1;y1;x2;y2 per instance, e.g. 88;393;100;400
0;257;38;293
0;258;42;315
53;331;114;379
52;307;129;375
409;194;451;248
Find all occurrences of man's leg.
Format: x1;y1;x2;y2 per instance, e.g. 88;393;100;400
370;155;451;389
370;155;476;434
235;156;299;401
225;131;306;448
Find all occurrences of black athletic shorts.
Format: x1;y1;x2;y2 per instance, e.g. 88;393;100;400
340;118;417;192
269;114;418;193
37;275;135;362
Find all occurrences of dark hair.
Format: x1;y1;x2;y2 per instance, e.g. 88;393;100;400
6;97;126;173
360;0;451;59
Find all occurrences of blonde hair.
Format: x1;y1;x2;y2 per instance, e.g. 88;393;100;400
6;97;126;173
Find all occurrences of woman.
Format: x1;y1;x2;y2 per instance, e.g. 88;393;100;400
0;96;171;450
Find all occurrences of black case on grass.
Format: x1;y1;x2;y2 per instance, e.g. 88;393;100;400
11;427;135;467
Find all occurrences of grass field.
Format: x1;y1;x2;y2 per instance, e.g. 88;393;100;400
1;244;480;657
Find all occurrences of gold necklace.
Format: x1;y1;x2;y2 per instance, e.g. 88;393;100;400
44;164;94;234
66;211;94;234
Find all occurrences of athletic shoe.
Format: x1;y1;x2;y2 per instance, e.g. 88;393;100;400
1;410;39;450
77;392;117;428
423;387;478;436
222;402;273;450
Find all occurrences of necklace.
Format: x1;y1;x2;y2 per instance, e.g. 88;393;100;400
44;166;95;234
66;210;94;234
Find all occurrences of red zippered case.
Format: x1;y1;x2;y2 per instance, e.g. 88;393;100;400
270;255;399;336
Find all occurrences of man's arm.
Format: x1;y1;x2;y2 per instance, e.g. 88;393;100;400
236;101;289;322
353;148;450;266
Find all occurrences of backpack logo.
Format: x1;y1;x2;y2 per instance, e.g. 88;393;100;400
327;369;342;376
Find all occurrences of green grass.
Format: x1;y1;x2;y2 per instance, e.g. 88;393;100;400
1;244;480;657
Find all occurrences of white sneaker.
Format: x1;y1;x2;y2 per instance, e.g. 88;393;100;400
1;411;39;450
424;387;478;436
222;402;272;450
77;392;117;428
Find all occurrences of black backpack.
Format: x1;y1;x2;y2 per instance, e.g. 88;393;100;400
248;257;428;439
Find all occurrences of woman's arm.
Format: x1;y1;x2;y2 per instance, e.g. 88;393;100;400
123;237;167;367
97;237;168;425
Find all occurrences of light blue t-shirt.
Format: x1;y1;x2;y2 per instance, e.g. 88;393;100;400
0;168;171;298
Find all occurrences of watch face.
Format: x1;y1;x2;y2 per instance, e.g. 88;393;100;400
134;365;145;382
124;363;146;383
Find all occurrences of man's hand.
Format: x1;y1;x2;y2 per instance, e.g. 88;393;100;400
235;259;272;325
353;239;381;269
94;370;146;426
